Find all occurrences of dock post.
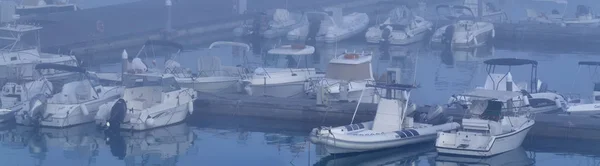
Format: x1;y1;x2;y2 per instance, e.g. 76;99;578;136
121;49;128;84
165;0;173;32
339;81;349;102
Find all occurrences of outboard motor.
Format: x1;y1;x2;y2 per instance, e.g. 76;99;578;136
380;25;392;48
105;99;127;131
305;14;322;46
27;94;48;127
442;25;455;47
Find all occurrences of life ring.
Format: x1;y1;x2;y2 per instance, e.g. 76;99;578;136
96;20;105;33
344;53;359;59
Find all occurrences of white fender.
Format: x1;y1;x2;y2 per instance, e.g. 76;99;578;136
492;29;496;38
188;101;194;115
473;35;478;46
244;85;253;96
145;135;157;144
145;118;155;127
80;104;89;116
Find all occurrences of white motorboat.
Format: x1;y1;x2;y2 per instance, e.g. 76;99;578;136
431;5;495;49
565;61;600;116
448;58;567;114
526;0;600;27
104;123;195;162
161;41;250;94
233;9;304;38
287;7;369;44
0;24;78;82
436;89;535;157
95;73;196;131
0;79;53;123
14;63;124;127
241;44;321;98
365;6;433;45
463;0;507;22
310;83;460;154
313;51;380;104
14;0;78;16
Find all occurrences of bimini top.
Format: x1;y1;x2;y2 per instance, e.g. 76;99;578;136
34;63;86;73
460;89;523;101
209;41;250;52
144;40;184;51
268;44;315;55
578;61;600;66
483;58;538;66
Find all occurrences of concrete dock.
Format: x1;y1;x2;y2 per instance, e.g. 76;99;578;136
194;92;600;140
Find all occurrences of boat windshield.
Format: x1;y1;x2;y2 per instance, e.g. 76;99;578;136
123;75;181;93
263;54;307;68
47;73;97;104
0;25;41;53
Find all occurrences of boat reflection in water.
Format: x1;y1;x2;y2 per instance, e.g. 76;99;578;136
313;143;435;166
105;123;196;165
0;123;101;166
264;133;308;154
435;45;495;92
435;147;535;166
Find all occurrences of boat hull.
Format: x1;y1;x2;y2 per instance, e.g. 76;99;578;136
247;81;307;98
120;103;191;131
16;94;121;128
310;122;460;154
436;121;534;157
366;30;429;45
177;78;240;93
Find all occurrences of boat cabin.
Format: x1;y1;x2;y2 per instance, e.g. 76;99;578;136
325;52;373;81
121;73;181;110
34;63;102;104
263;44;315;69
456;89;530;135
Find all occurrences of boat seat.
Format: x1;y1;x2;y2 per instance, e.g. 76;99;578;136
462;119;490;131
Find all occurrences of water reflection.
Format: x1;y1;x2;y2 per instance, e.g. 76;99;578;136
435;147;535;166
105;123;196;165
314;143;434;166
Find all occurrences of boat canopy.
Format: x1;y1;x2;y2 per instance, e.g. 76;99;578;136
267;45;315;55
483;58;538;66
34;63;86;73
436;5;476;19
144;40;184;51
578;61;600;66
209;41;250;52
326;63;371;81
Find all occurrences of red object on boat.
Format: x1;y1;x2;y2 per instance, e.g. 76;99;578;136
291;44;306;49
344;54;359;59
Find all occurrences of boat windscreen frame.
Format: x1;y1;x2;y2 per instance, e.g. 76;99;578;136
573;61;600;90
436;5;476;20
483;58;539;93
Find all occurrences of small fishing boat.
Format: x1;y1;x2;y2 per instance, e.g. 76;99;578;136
448;58;567;114
14;0;78;16
164;41;251;93
0;79;53;123
95;72;196;131
309;83;460;154
365;6;433;45
241;44;321;98
431;5;495;49
14;63;124;127
312;51;380;104
287;7;369;43
233;9;304;38
566;61;600;116
526;0;600;27
0;24;78;82
436;89;535;157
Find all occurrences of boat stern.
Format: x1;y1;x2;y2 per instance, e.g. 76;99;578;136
435;131;494;156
